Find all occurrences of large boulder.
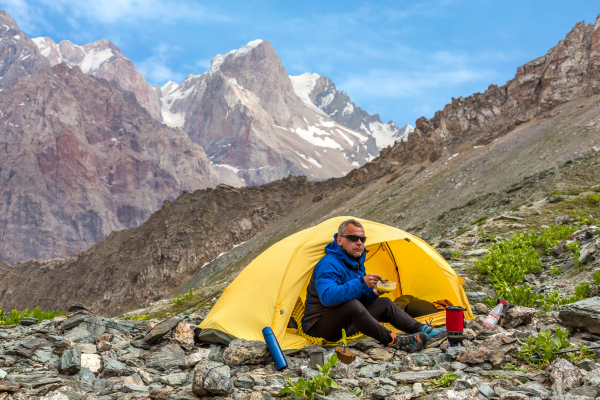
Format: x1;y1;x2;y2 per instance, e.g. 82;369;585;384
558;298;600;334
222;338;269;366
500;306;536;329
192;360;234;396
456;333;517;366
171;323;195;350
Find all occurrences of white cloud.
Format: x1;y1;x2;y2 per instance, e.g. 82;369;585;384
0;0;52;34
39;0;232;24
136;42;184;85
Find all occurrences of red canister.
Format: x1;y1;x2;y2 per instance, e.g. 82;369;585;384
445;306;465;345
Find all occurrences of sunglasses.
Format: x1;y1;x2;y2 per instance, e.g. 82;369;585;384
340;235;367;243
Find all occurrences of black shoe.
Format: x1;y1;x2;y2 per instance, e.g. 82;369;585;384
389;332;428;353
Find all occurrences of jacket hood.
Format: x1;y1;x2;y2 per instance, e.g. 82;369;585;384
325;233;367;269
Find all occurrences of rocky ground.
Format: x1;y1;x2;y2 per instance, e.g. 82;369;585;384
1;296;600;400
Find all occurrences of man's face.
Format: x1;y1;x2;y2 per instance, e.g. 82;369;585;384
337;224;366;258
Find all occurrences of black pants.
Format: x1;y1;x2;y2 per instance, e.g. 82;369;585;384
306;297;423;345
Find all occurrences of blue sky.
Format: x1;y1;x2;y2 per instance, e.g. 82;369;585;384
2;0;599;126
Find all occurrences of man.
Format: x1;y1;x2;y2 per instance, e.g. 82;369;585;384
302;219;446;352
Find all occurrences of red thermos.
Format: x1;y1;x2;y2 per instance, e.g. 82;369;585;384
445;306;465;345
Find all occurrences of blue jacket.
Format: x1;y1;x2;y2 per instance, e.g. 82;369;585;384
301;234;378;332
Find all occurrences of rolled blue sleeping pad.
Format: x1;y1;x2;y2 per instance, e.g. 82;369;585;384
262;327;288;370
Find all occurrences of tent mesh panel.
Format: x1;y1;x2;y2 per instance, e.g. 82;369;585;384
291;298;366;346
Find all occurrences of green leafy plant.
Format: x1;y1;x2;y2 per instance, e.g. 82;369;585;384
428;372;458;388
594;270;600;286
516;327;577;367
549;265;562;276
280;354;339;399
348;387;362;398
475;233;542;287
0;306;66;325
184;288;195;300
501;363;526;372
172;294;184;305
490;284;580;311
472;216;487;226
550;190;563;195
567;344;594;365
451;251;463;258
574;282;591;299
573;209;590;224
566;188;583;196
478;230;496;243
341;329;347;347
586;193;600;204
565;241;581;263
122;314;150;321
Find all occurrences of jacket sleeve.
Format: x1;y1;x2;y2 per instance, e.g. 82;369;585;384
359;284;379;309
315;258;369;307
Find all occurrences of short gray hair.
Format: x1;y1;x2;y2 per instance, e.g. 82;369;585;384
338;219;363;236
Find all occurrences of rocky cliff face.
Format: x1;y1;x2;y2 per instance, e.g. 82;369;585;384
32;37;163;122
0;176;332;316
289;72;413;149
0;63;221;265
160;40;379;185
0;11;49;89
370;15;600;171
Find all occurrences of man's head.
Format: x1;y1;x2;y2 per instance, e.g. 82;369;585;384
336;219;366;259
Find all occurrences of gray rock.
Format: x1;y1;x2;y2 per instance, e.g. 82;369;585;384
8;337;51;358
559;297;600;334
438;240;456;248
208;344;224;362
452;378;471;390
331;362;357;380
465;249;488;256
234;375;254;389
479;385;495;398
102;356;134;377
32;348;57;364
59;347;82;375
473;303;489;314
512;382;551;398
357;363;387;378
145;351;187;371
123;384;149;393
371;384;396;399
390;370;444;383
554;216;570;224
500;306;537;329
466;292;489;302
407;353;431;366
549;358;583;396
142;317;180;344
568;386;598;397
18;317;38;326
577;359;598;371
222;339;269;366
434;353;452;365
158;372;189;386
435;248;452;260
412;382;424;396
446;345;466;359
192;360;234;396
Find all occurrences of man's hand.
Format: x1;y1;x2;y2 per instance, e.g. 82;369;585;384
372;278;388;296
363;274;382;288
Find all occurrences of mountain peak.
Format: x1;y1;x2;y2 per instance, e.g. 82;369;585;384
208;39;264;75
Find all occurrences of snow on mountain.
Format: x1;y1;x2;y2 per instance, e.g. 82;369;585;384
159;40;379;185
289;73;326;116
289;73;411;150
32;37;162;121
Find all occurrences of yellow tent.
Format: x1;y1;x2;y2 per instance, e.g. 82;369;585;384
198;216;474;350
